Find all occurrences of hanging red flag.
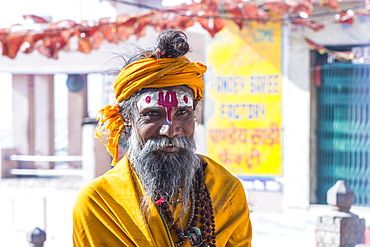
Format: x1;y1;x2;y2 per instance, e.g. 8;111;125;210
23;15;50;24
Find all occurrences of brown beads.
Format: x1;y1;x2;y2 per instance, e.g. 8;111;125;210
157;164;216;246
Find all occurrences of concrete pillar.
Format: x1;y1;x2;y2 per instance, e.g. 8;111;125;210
316;180;366;247
282;27;311;209
34;75;55;169
81;119;111;181
12;74;34;168
12;74;55;169
68;74;88;168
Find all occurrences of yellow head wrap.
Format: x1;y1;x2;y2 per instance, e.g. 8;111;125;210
95;56;207;166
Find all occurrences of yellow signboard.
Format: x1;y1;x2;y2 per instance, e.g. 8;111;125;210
205;21;282;177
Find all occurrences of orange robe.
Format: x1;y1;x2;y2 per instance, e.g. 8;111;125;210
73;155;252;246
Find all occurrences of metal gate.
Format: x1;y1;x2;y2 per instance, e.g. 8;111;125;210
316;62;370;206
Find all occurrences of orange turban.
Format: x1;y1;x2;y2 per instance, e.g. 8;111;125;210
95;56;207;166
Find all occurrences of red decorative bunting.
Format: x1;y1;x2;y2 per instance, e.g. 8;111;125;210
291;19;325;32
314;64;322;87
319;0;340;10
23;15;50;24
334;11;354;25
0;0;361;59
304;37;356;61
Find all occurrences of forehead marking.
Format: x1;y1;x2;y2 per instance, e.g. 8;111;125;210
158;92;178;108
137;89;193;125
158;91;178;123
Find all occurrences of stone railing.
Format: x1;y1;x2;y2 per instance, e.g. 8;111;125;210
0;120;112;181
316;180;368;247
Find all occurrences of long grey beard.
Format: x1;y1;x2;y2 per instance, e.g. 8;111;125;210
126;132;200;217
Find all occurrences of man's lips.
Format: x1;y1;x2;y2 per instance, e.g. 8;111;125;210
162;143;180;152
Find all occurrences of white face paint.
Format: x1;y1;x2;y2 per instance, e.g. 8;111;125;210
137;89;194;124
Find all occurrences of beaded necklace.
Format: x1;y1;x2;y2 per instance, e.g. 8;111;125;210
155;166;216;247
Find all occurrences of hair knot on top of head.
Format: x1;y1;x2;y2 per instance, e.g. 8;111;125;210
154;30;189;59
95;30;207;166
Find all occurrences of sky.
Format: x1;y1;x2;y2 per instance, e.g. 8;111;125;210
0;0;116;28
0;0;189;28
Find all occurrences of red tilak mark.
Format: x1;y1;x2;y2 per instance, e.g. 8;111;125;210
183;95;188;104
145;96;151;104
158;92;178;122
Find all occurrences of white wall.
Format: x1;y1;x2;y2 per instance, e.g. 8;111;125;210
282;25;311;209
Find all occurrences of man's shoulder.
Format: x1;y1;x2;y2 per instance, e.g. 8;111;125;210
198;154;232;173
77;174;110;195
198;154;241;184
77;164;128;195
198;154;247;209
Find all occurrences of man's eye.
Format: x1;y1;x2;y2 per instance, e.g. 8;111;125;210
144;111;160;117
176;109;189;116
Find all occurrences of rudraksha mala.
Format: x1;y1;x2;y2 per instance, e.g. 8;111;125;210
155;165;216;247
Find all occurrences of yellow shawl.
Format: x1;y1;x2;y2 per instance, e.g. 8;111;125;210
72;155;252;246
94;57;207;166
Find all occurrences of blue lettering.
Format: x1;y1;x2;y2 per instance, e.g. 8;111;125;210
215;76;246;94
220;103;266;120
253;29;274;43
249;75;279;94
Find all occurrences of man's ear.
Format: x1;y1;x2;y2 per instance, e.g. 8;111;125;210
193;99;199;109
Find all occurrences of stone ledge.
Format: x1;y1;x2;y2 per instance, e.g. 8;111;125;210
0;177;85;190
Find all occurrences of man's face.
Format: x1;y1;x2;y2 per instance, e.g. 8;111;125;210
133;86;196;152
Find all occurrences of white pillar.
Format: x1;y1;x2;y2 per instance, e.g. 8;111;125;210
34;75;55;169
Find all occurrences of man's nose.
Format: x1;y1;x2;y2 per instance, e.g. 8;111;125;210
159;121;181;138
